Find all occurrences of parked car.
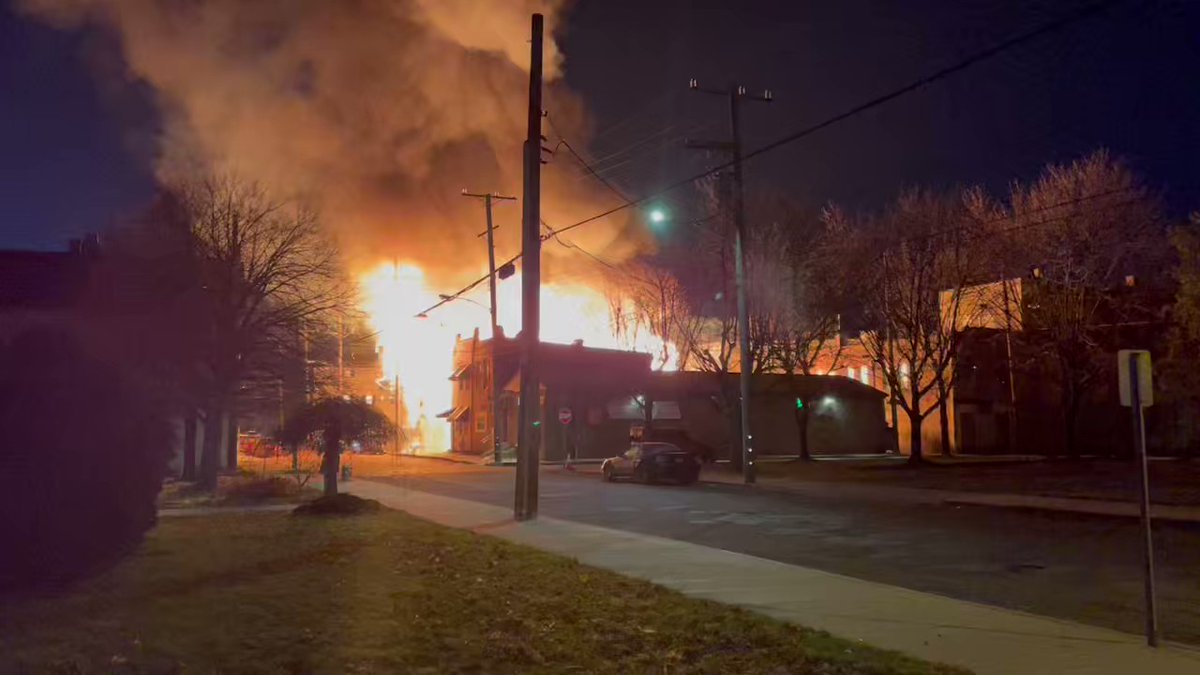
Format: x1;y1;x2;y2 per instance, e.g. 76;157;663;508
642;428;717;463
601;442;701;485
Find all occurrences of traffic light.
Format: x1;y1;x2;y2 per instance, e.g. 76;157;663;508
795;397;804;410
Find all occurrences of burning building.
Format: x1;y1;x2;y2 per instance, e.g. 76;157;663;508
448;329;891;462
446;329;653;460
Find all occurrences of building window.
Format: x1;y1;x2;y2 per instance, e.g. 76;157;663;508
900;362;911;386
475;412;487;432
860;366;871;385
845;366;854;379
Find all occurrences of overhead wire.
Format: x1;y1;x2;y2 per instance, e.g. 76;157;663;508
417;0;1133;317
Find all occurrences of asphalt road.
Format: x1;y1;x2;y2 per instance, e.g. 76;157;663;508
375;467;1200;645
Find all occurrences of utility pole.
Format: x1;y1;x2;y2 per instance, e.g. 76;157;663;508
337;313;344;395
999;277;1020;453
884;254;901;454
302;323;311;404
393;259;402;456
515;13;544;520
463;189;517;465
394;372;402;453
686;79;772;484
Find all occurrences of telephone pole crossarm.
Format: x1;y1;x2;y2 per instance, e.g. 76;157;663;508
461;189;517;466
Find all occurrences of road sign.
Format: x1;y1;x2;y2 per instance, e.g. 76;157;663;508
1120;348;1159;646
558;407;573;425
1118;350;1153;407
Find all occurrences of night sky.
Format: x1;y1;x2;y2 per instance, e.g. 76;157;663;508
2;0;1198;251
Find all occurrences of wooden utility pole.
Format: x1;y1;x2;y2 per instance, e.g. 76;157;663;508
515;13;544;520
686;80;772;484
463;189;517;465
337;313;345;394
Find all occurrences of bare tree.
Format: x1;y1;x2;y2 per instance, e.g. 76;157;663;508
612;263;696;371
1007;151;1165;457
853;190;987;463
162;175;352;490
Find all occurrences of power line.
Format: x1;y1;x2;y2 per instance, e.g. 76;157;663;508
418;0;1131;317
545;0;1129;242
540;218;619;270
545;114;631;202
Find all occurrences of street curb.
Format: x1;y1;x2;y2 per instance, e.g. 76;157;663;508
699;477;1200;524
550;467;1200;524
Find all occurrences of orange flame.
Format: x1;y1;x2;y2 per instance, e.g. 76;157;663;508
361;261;677;452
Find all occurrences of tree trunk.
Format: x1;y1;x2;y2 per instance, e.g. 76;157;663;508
937;378;951;456
1064;387;1081;459
726;395;743;471
224;412;239;473
794;408;813;461
908;413;924;465
908;378;924;465
199;402;223;491
322;429;342;497
181;413;197;481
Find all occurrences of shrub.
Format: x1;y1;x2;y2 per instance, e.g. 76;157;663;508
218;476;302;505
0;328;172;590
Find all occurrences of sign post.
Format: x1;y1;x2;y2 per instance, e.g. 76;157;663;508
1118;349;1158;647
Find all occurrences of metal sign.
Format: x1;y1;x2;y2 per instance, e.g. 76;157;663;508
1118;350;1153;407
1120;348;1159;647
557;407;573;425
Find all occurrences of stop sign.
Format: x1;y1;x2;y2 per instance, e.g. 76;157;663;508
558;407;573;425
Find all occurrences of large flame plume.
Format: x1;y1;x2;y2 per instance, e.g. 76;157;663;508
24;0;678;451
362;262;677;451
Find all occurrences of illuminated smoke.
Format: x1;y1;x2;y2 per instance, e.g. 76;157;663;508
24;0;672;451
20;0;651;283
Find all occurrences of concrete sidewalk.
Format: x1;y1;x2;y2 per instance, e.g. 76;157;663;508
556;463;1200;523
343;477;1200;675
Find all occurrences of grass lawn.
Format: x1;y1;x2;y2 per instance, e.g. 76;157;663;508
753;458;1200;505
0;509;966;674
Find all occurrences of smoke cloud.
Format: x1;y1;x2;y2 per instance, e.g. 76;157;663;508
22;0;649;284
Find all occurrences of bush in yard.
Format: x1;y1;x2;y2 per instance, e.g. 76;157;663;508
279;397;393;497
0;328;172;590
217;475;303;505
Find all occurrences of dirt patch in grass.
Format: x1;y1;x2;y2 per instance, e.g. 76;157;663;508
293;493;383;516
0;510;966;674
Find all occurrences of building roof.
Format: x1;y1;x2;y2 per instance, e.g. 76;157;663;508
457;333;653;392
0;249;92;310
646;371;886;401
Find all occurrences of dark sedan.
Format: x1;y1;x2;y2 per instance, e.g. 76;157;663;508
601;442;701;485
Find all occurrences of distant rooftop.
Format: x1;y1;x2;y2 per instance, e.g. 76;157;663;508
0;243;95;310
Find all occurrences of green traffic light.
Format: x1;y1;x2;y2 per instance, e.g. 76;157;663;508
649;208;666;224
795;397;804;410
